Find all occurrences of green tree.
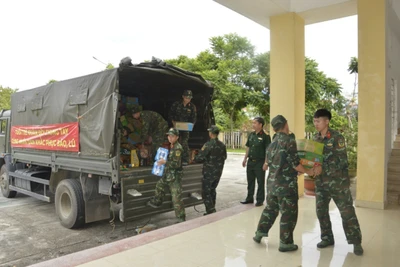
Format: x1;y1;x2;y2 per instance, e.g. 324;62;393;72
344;56;359;171
166;34;268;131
165;33;344;135
47;79;57;84
348;56;358;101
0;86;18;110
304;58;345;131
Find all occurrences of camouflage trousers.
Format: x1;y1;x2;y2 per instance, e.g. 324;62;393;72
179;131;190;163
315;186;362;244
202;170;223;214
152;171;186;220
256;194;298;244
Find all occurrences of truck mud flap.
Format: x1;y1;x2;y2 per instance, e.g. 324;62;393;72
120;164;204;223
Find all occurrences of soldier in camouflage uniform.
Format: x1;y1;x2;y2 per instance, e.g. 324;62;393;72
253;115;315;252
168;90;197;165
147;128;186;222
194;125;227;215
132;109;168;158
312;109;363;256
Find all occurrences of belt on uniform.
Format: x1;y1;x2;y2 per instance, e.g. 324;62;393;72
248;158;263;162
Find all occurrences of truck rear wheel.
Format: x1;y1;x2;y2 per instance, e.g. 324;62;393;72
1;165;17;198
55;179;85;229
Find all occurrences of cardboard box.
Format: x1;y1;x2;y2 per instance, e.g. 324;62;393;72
297;151;323;169
296;139;324;155
121;96;139;105
175;122;194;131
296;139;324;169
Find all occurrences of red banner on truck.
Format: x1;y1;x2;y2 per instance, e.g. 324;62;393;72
11;122;79;152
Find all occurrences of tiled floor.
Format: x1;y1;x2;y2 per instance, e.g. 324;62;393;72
71;197;400;267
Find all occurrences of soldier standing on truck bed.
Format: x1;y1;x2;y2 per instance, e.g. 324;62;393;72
168;90;197;165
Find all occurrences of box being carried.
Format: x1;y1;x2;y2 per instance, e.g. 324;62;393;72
296;139;324;169
174;122;194;131
152;147;169;177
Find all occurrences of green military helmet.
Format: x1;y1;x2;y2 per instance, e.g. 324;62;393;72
183;90;193;99
207;125;220;135
166;128;179;136
130;105;141;115
271;115;287;129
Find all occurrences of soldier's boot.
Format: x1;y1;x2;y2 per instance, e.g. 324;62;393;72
279;243;298;252
176;217;186;223
147;199;161;208
204;209;216;216
353;244;364;256
252;231;268;244
317;239;335;248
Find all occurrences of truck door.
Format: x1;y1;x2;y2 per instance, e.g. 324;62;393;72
0;118;7;155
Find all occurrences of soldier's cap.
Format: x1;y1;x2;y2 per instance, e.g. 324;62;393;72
130;106;141;114
183;90;193;99
166;128;179;136
207;125;220;134
271;115;287;129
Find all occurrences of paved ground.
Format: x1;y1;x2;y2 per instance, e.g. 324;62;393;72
0;154;250;267
0;154;357;267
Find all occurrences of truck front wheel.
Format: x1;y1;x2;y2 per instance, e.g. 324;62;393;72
1;165;17;198
55;179;85;229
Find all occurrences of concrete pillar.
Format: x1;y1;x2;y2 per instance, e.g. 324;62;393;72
270;13;305;197
356;0;387;209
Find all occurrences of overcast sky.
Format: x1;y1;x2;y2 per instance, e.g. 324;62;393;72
0;0;357;96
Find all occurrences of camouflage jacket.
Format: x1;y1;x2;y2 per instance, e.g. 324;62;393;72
195;138;227;173
165;142;184;174
168;101;197;124
313;128;349;186
140;111;168;139
266;132;301;197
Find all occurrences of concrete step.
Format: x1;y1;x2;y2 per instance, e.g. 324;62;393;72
394;142;400;149
388;177;400;185
387;183;400;192
388;165;400;173
388;157;400;164
387;191;400;205
388;173;400;181
391;149;400;156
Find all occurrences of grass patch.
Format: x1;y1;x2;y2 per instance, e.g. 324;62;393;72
227;148;246;153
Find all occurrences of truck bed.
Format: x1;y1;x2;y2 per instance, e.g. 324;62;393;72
119;164;204;222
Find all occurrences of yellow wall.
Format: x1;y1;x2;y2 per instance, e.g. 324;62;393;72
270;13;305;196
356;0;387;209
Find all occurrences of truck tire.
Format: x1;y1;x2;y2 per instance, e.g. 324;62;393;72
1;165;17;198
55;179;85;229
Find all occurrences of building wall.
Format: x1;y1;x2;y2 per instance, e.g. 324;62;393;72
385;0;400;201
387;0;400;138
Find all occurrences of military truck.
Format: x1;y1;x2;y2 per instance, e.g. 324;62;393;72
0;57;215;228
